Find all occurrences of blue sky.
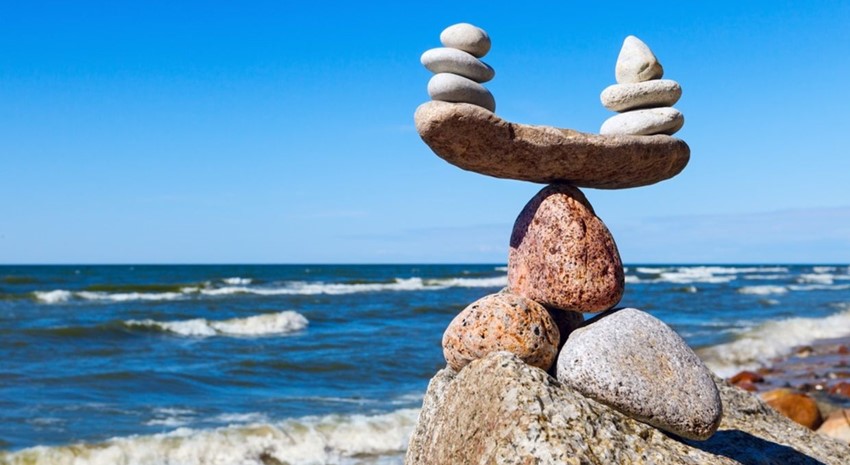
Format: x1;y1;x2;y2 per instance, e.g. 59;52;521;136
1;1;848;264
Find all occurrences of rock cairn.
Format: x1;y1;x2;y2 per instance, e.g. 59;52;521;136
421;23;496;112
416;25;722;442
600;35;684;136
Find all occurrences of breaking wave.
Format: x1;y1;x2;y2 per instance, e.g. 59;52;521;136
125;311;308;337
32;276;508;304
0;408;418;465
698;304;850;377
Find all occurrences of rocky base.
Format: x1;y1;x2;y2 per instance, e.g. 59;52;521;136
406;352;850;465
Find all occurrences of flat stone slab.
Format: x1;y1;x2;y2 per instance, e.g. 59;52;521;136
414;101;690;189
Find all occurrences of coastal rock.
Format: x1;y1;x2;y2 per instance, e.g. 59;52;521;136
817;409;850;443
547;307;584;350
406;352;850;465
601;79;681;112
761;389;823;430
439;23;490;58
616;35;663;84
730;370;765;385
829;382;850;397
556;308;722;440
427;73;495;112
600;107;684;136
414;101;690;188
508;184;624;312
420;47;495;83
442;292;559;371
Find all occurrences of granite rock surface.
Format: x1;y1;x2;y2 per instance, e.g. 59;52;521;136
414;101;690;188
616;35;663;84
427;73;495;112
601;79;682;112
420;47;494;83
439;23;491;58
405;352;850;465
600;106;684;136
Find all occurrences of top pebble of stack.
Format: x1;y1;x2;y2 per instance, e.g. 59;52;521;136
440;23;491;58
615;35;663;84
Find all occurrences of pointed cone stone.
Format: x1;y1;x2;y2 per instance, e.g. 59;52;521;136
615;35;663;84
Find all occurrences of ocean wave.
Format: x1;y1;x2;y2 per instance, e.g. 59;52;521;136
737;285;788;295
796;273;834;285
32;275;508;304
222;277;252;285
698;305;850;377
125;311;308;337
1;408;418;465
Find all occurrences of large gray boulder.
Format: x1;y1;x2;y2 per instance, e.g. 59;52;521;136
406;352;850;465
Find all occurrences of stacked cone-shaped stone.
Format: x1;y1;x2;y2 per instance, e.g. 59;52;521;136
600;36;684;136
421;23;496;112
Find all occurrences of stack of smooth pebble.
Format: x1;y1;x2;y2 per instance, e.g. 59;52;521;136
421;26;722;441
421;23;496;112
600;35;684;136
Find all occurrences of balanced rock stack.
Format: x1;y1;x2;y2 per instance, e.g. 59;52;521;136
421;23;496;112
415;25;722;444
600;35;684;136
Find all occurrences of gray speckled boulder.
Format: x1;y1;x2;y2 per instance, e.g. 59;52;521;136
414;101;690;188
406;351;850;465
508;184;624;313
442;292;559;371
616;35;663;84
601;107;684;136
601;79;681;112
439;23;491;58
427;73;495;112
421;47;495;83
557;308;722;440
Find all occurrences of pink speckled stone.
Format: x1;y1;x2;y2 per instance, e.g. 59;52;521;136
442;292;559;372
508;184;624;313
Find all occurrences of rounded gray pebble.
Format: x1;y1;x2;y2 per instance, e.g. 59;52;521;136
600;107;683;136
421;47;495;83
556;308;723;440
427;73;495;112
601;80;681;112
440;23;491;58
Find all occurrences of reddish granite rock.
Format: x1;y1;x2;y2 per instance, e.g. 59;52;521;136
761;389;823;430
442;292;559;371
508;184;624;312
730;371;765;385
735;381;758;392
817;409;850;444
829;382;850;397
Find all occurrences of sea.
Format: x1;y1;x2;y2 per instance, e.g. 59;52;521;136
1;264;849;464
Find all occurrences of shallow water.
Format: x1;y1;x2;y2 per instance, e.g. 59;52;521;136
1;264;849;464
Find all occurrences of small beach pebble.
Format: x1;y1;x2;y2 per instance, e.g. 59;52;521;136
615;35;663;84
817;409;850;443
556;308;723;440
427;73;495;112
600;107;684;136
421;47;495;83
508;184;624;313
600;79;681;112
761;388;823;430
440;23;491;58
442;292;559;372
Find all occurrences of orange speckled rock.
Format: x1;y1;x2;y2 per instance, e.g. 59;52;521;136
508;184;624;312
442;292;559;372
761;389;823;430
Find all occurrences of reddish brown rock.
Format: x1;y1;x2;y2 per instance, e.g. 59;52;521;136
442;292;559;372
508;184;624;312
414;101;690;189
761;389;823;430
817;409;850;444
730;370;764;385
735;381;758;392
838;345;850;355
829;382;850;397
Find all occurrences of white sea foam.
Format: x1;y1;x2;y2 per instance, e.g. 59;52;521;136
796;273;834;285
812;266;837;274
699;305;850;377
742;274;790;280
222;277;253;285
215;412;269;424
1;408;418;465
33;290;73;304
624;275;642;284
126;311;308;337
737;285;788;295
77;291;185;302
494;266;508;272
